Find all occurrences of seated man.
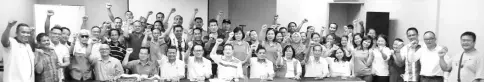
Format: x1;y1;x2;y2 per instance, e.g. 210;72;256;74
122;47;160;80
159;46;186;82
248;46;275;80
185;44;212;82
91;43;125;81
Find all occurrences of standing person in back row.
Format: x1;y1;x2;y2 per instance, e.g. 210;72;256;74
401;27;425;82
2;20;36;82
44;10;70;82
439;31;484;82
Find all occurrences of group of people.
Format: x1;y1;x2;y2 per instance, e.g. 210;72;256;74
2;3;484;82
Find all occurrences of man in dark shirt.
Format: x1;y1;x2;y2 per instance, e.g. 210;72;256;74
123;21;145;61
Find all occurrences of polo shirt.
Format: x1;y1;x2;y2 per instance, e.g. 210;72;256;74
249;58;275;79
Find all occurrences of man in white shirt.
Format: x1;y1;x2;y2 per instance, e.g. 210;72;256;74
401;27;425;82
304;45;329;79
43;10;70;82
248;46;275;80
415;31;450;82
2;20;35;82
159;46;185;81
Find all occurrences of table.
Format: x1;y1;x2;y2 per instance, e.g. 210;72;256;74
84;77;364;82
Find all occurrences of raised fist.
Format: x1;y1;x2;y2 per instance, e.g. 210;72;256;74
47;10;54;16
82;16;88;21
7;20;18;27
194;8;199;13
106;3;112;8
274;15;279;20
170;8;176;13
215;38;224;44
302;19;308;23
261;24;268;30
148;11;153;15
228;32;234;38
126;48;133;54
438;46;448;57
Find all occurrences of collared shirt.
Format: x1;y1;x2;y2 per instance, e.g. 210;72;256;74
70;42;93;80
106;41;126;61
158;59;185;80
187;56;212;81
448;50;484;82
304;56;330;77
210;55;244;79
400;42;425;81
249;58;275;79
51;41;70;81
416;46;450;76
93;57;124;81
261;42;282;63
371;47;392;76
329;58;352;77
4;38;35;82
125;60;159;76
170;36;187;61
277;58;302;78
35;49;59;82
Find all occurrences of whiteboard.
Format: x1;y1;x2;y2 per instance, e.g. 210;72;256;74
129;0;208;30
34;4;86;36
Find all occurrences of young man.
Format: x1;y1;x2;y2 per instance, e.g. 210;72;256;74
61;27;72;46
439;32;484;82
106;29;126;61
43;10;70;81
2;20;36;82
388;38;405;82
170;25;188;61
328;23;338;35
248;46;275;80
159;46;186;81
92;44;125;81
414;31;450;82
122;47;159;77
401;27;425;82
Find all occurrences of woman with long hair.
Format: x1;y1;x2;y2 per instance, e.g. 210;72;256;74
351;36;375;82
275;45;302;80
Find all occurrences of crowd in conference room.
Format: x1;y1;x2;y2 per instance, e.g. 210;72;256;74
1;1;484;82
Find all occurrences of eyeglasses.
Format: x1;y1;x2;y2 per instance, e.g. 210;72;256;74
81;35;89;38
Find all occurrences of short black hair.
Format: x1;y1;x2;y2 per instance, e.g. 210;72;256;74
366;28;376;36
61;27;70;33
173;25;183;31
256;46;266;53
347;25;354;29
91;26;101;30
311;33;321;38
279;27;287;32
126;11;132;14
167;46;178;52
156;12;165;17
195;17;203;21
140;47;150;54
287;22;297;33
313;44;323;51
15;23;29;33
330;23;338;29
114;17;123;21
461;31;477;42
193;27;203;33
406;27;419;35
222;19;231;24
232;27;245;40
395;38;404;43
36;33;49;42
51;26;63;32
208;19;218;25
108;29;121;36
307;26;314;30
282;45;296;58
190;43;205;56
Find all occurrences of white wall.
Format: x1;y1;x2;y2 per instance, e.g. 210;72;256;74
437;0;484;57
34;4;86;35
129;0;208;30
0;0;35;62
277;0;331;33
